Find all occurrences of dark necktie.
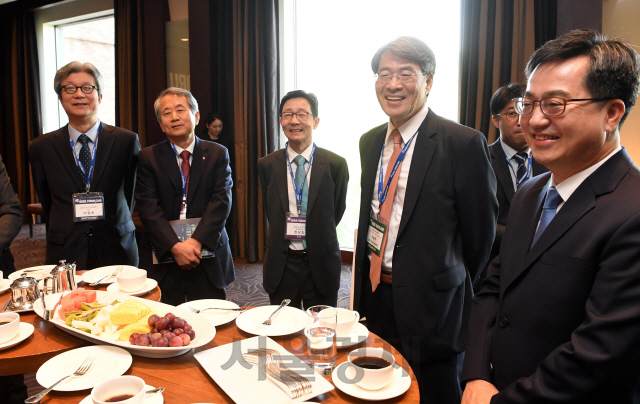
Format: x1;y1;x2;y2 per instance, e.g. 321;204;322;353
513;152;528;188
530;186;563;247
293;155;309;249
180;150;191;199
77;134;91;183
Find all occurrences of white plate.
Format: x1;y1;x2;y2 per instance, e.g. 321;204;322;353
106;278;158;296
9;265;56;281
177;299;242;327
0;279;11;294
0;322;34;351
337;322;369;349
235;305;307;337
331;361;411;401
81;265;139;285
33;290;216;358
194;335;334;404
36;345;132;392
79;384;163;404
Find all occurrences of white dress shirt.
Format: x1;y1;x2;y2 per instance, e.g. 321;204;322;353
500;139;532;191
286;142;313;251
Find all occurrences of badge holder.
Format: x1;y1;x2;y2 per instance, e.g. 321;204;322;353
72;192;105;222
367;217;386;256
285;212;307;240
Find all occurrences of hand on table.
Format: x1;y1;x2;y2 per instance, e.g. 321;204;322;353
171;238;202;270
462;379;498;404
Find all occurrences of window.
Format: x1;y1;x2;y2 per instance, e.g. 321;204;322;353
281;0;461;248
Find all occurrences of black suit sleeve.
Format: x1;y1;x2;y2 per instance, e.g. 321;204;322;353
123;134;141;212
28;140;52;225
0;156;22;252
333;157;349;226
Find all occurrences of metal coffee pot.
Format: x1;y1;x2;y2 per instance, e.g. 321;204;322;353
9;273;41;310
43;260;77;295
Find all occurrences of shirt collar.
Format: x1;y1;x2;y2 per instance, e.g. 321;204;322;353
386;103;429;144
500;139;530;160
173;137;196;156
68;119;101;144
286;142;313;165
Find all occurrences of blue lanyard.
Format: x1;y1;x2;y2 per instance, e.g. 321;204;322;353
69;135;98;193
504;151;532;189
170;142;190;204
286;142;315;215
377;129;418;207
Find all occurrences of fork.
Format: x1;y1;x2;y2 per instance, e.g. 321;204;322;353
89;266;122;286
247;348;312;395
243;351;308;398
183;305;247;314
25;356;95;403
262;299;291;326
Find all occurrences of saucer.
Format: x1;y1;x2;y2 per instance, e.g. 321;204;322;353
177;299;241;327
0;322;34;351
82;265;139;285
235;305;307;336
106;278;158;296
336;322;369;349
9;265;56;281
331;361;411;401
0;279;10;294
79;385;163;404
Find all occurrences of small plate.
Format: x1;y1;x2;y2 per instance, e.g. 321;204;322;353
79;384;163;404
235;305;307;337
0;322;34;351
177;299;241;327
331;361;411;401
0;279;11;294
1;296;37;313
9;265;56;281
106;278;158;296
337;322;369;349
82;265;139;285
36;345;132;391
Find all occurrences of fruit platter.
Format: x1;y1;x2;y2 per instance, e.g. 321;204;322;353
33;290;216;358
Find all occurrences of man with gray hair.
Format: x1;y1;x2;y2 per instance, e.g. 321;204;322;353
29;61;140;270
135;87;234;305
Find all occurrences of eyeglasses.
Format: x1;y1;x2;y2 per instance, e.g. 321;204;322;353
493;111;519;123
514;96;612;116
281;112;312;121
375;72;423;83
61;84;97;94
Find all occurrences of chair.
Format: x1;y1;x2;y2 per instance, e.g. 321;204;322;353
26;203;44;238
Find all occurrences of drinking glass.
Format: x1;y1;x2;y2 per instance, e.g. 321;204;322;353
305;305;337;375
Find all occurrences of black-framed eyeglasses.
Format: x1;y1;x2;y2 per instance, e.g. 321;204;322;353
281;112;313;121
514;96;612;116
61;84;97;95
493;111;519;123
375;72;423;83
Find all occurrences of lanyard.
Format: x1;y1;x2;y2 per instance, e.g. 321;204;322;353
170;142;190;205
69;135;98;193
377;129;418;207
286;142;315;215
504;151;532;189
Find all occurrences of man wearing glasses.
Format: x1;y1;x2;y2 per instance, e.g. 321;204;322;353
29;61;140;270
258;90;348;311
477;83;548;290
462;30;640;404
353;37;497;403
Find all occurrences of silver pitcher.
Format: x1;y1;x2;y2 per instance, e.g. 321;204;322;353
9;273;41;310
43;260;77;294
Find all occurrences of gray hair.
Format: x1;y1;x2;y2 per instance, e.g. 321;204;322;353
371;36;436;76
153;87;200;121
54;61;105;97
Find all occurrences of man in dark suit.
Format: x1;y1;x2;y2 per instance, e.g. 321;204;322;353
462;30;640;404
0;155;22;276
135;87;234;306
353;36;498;404
258;90;348;310
476;84;548;290
29;61;139;270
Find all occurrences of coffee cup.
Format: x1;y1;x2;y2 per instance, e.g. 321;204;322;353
346;347;395;390
0;312;20;344
335;308;359;339
116;269;147;293
91;375;145;404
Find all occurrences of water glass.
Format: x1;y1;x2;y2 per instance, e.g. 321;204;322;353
305;305;337;375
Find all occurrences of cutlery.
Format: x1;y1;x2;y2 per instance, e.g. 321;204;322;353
25;356;95;403
262;299;290;326
243;349;311;398
22;268;43;273
1;297;10;313
183;306;247;314
146;387;165;394
89;266;122;286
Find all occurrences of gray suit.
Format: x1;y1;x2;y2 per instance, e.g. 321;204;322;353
0;155;22;274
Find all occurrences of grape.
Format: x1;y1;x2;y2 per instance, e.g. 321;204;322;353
129;333;140;345
148;314;160;327
155;317;170;330
149;332;162;345
172;317;186;329
164;312;176;321
183;324;193;332
164;332;176;340
154;337;169;347
136;334;151;346
159;329;170;336
169;336;183;347
150;327;158;334
186;330;195;340
173;328;184;336
178;333;191;346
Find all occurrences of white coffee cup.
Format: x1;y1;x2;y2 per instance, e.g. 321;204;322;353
335;308;360;339
0;312;20;344
0;270;3;280
116;269;147;292
91;375;145;404
346;347;395;390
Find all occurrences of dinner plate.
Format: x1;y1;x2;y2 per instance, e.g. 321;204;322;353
235;305;307;337
106;278;158;296
33;290;216;358
331;361;411;401
337;322;369;349
79;384;164;404
0;279;11;294
177;299;242;327
81;265;139;285
194;335;334;404
36;345;132;392
9;265;56;281
0;322;34;351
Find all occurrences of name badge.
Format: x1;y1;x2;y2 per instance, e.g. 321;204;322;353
367;217;386;256
72;192;105;222
285;216;306;240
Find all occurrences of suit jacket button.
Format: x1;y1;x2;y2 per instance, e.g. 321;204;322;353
499;316;508;328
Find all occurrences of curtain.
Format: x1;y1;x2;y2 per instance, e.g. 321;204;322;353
0;12;42;220
232;0;280;262
114;0;147;146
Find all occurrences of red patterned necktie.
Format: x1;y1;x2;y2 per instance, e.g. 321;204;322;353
180;150;191;199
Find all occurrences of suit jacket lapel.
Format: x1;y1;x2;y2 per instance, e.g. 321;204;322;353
159;140;183;197
274;149;290;214
52;125;85;191
90;122;115;191
306;148;326;216
491;141;516;203
187;137;205;204
361;126;387;208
